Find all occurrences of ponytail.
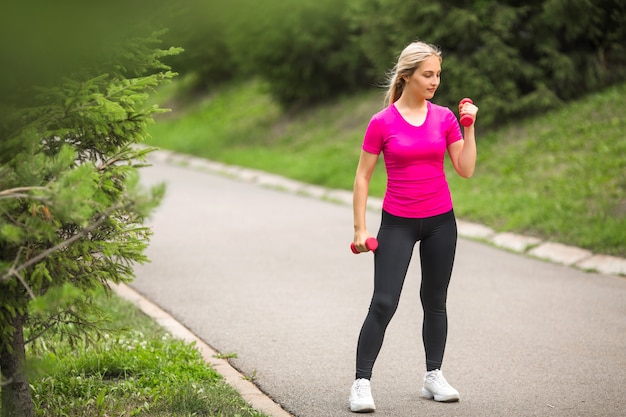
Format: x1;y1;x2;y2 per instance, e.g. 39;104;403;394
384;72;407;107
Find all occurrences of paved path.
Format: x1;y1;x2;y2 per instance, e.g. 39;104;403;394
129;152;626;417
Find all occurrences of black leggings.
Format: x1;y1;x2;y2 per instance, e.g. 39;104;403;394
355;209;457;379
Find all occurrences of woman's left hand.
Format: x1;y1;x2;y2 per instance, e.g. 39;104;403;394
460;102;479;124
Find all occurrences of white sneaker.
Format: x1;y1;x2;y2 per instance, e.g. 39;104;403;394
421;369;460;402
349;378;376;413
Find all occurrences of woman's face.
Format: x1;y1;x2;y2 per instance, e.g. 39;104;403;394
404;55;441;100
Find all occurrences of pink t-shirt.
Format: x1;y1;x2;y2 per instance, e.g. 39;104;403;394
362;101;463;218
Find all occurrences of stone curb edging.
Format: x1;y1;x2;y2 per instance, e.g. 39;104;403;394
110;282;294;417
147;149;626;278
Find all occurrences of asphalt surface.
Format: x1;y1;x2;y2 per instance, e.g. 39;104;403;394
129;152;626;417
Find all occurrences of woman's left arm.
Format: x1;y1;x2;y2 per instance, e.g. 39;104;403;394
448;103;478;178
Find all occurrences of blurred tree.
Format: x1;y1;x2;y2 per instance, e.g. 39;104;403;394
224;0;372;107
159;1;239;92
345;0;626;125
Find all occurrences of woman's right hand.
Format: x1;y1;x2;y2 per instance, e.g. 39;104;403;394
353;230;372;253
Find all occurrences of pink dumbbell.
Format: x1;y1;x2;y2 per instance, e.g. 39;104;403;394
350;237;379;254
458;98;474;127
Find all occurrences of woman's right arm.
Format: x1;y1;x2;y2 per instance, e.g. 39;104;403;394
353;150;379;252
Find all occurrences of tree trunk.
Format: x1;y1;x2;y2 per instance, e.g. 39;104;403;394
0;313;35;417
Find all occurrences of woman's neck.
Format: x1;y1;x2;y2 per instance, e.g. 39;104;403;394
395;94;428;111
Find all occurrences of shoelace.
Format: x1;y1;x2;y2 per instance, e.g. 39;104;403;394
427;371;450;389
354;382;371;398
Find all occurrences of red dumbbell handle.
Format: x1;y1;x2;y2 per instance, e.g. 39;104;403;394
458;98;474;127
350;237;379;254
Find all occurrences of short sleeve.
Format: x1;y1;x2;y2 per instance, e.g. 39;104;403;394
362;115;384;155
445;108;463;146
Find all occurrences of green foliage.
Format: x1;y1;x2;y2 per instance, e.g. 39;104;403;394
227;0;370;107
159;2;238;92
0;34;178;353
153;0;626;124
0;6;185;415
346;0;626;125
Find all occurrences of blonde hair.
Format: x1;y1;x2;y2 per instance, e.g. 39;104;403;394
384;41;442;107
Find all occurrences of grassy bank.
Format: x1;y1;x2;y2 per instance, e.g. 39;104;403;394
25;287;269;417
147;78;626;258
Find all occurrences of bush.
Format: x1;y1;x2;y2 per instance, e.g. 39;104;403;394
122;0;626;124
347;0;626;125
159;2;239;92
228;0;371;107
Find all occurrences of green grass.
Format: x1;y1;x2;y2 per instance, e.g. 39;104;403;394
447;86;626;256
26;287;269;417
147;78;626;257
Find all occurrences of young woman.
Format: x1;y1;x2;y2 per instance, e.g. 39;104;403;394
349;40;478;413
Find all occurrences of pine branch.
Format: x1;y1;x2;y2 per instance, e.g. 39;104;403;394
0;194;49;202
0;202;130;287
25;310;104;346
0;186;49;201
24;310;65;345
